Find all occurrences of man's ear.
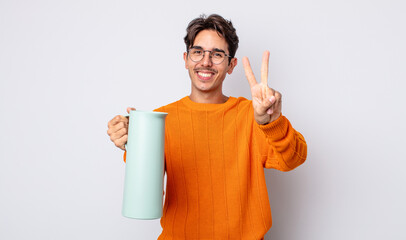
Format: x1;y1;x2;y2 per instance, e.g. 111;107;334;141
183;52;188;69
227;58;238;74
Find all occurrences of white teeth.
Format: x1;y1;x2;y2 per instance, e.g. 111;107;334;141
198;72;212;78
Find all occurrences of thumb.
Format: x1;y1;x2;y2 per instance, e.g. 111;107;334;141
126;107;136;114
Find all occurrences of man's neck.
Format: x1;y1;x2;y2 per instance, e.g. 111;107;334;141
189;91;229;104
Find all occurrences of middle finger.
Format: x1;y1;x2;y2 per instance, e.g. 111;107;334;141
261;51;270;86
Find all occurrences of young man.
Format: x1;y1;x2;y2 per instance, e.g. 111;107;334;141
107;14;307;240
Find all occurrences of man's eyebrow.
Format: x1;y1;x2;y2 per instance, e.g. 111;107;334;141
190;46;203;50
190;46;226;53
213;48;226;53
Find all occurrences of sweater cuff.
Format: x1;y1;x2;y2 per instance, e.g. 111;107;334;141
257;115;289;141
123;151;127;163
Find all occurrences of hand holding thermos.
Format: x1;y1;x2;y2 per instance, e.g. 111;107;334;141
107;107;136;151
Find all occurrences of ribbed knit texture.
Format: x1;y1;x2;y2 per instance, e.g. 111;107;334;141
124;96;307;240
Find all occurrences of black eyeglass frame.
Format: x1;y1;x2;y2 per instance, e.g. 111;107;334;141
187;46;233;65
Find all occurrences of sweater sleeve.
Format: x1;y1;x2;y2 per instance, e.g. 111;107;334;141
255;115;307;171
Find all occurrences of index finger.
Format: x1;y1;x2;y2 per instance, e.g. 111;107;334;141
261;51;270;86
108;115;127;127
242;56;257;88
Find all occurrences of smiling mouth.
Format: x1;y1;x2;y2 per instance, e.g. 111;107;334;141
195;68;217;80
197;72;213;78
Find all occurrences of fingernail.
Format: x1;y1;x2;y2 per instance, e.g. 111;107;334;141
267;108;273;114
269;96;276;103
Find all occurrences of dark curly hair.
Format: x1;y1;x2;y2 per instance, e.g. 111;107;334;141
184;14;239;64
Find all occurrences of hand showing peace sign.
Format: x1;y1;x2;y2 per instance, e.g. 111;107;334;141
243;51;282;125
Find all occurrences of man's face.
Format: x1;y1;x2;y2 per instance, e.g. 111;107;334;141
183;29;237;95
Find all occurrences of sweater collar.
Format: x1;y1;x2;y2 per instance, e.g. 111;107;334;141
181;96;238;111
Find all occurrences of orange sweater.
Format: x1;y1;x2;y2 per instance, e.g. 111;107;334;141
125;96;307;240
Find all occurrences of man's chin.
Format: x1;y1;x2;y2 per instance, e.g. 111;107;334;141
193;84;214;93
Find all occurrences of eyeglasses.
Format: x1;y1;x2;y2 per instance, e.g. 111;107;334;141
187;47;232;65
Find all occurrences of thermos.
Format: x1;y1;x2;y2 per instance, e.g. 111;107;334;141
122;110;168;219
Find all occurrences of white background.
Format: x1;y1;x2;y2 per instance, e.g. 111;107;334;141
1;0;405;239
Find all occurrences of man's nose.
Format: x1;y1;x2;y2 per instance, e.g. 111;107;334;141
201;52;213;66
